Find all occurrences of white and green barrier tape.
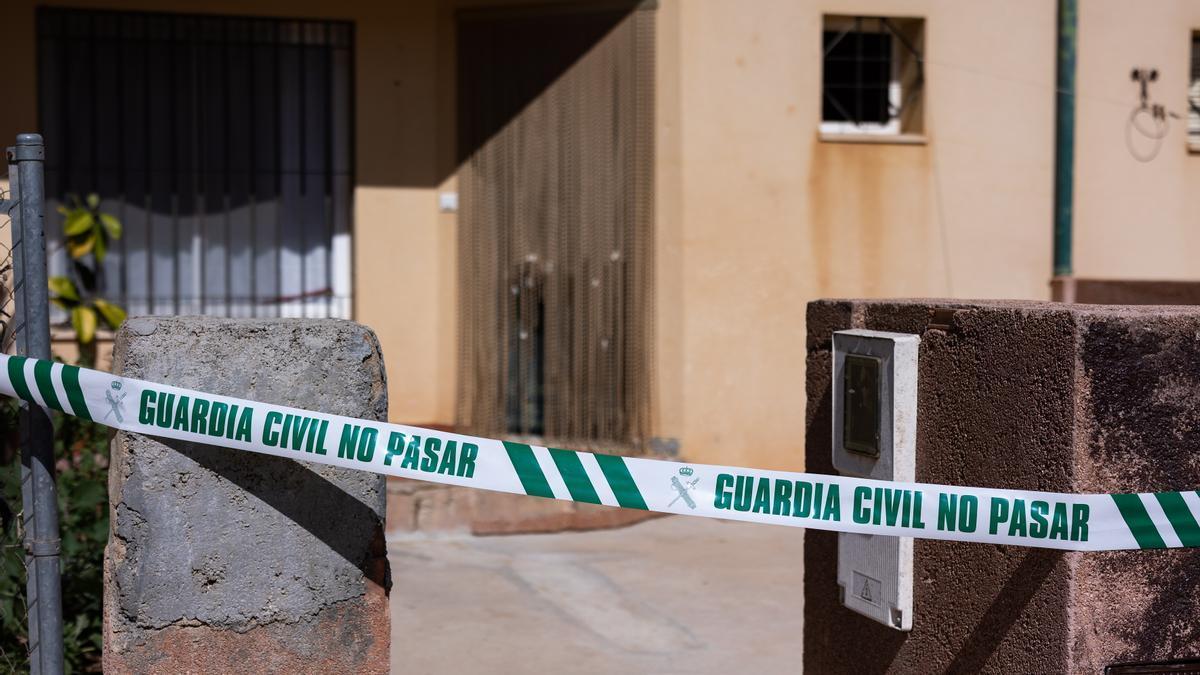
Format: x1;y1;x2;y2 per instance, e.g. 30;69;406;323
2;352;1198;552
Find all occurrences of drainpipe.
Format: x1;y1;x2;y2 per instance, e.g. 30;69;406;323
1052;0;1077;302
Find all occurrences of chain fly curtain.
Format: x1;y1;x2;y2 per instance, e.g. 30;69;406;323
456;4;654;450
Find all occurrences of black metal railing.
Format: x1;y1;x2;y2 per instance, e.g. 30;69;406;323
37;8;354;322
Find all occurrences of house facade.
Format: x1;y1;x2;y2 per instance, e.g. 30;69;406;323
3;0;1200;475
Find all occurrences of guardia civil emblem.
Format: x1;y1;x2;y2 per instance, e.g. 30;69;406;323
669;467;699;510
104;380;127;423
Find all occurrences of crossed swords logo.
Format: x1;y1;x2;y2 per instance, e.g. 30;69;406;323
669;468;700;510
104;381;127;423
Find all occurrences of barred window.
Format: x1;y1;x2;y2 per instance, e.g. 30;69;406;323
37;8;354;320
821;16;925;136
1189;32;1200;149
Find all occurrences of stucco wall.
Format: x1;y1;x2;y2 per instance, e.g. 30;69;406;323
2;0;1195;473
0;0;460;428
664;0;1054;470
1074;0;1200;279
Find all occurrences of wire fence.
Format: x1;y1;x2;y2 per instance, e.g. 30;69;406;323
2;175;16;354
0;160;30;673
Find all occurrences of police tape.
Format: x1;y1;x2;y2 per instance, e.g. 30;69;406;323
1;352;1197;552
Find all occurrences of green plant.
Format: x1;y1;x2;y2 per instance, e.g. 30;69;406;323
0;395;109;673
0;195;125;670
48;194;127;349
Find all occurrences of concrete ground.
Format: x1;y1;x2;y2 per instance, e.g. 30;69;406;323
388;515;805;674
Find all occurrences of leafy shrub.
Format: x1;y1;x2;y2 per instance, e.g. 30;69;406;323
0;396;109;673
47;193;127;361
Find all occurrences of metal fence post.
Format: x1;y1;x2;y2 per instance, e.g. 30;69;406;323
8;133;64;675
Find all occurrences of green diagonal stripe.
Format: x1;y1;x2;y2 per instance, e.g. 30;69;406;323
61;365;93;421
1111;494;1166;549
503;442;555;499
32;360;63;411
548;448;601;504
6;356;34;404
594;454;648;510
1155;492;1200;547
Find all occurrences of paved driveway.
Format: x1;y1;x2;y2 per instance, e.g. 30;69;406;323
389;515;805;674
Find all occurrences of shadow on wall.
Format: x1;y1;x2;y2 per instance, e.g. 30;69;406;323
454;2;644;171
167;437;390;583
945;548;1063;672
34;3;649;196
32;3;645;313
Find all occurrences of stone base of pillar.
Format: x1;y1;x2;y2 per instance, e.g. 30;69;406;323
104;317;390;674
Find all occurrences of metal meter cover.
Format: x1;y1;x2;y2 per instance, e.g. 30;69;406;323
832;329;919;631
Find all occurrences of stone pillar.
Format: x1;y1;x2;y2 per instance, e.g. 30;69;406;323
104;317;390;673
804;300;1200;674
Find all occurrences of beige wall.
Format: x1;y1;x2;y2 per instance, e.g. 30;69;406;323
0;0;459;427
3;0;1194;473
662;0;1054;470
1074;0;1200;279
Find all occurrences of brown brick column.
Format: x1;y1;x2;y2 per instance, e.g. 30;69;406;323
804;299;1200;674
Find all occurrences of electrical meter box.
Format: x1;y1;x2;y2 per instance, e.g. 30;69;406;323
832;329;919;631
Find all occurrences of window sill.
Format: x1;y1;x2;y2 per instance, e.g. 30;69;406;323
818;132;928;146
